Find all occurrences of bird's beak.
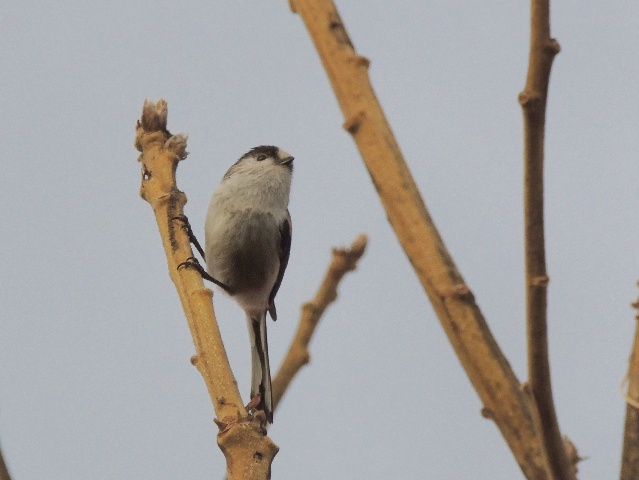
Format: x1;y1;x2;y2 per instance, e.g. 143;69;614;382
278;156;294;166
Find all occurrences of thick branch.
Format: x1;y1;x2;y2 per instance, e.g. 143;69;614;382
518;1;568;478
136;99;277;478
272;234;367;409
620;285;639;480
291;2;547;477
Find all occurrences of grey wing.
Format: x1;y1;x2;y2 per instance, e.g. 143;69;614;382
267;211;292;321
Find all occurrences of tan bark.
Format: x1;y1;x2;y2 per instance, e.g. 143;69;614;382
272;234;367;409
136;100;277;479
291;1;548;477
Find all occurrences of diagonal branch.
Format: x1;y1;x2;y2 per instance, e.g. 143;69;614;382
291;1;548;477
135;99;277;479
620;284;639;480
272;234;367;410
518;1;569;478
0;444;12;480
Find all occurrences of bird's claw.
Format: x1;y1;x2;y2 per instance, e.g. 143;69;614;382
177;256;202;271
178;256;234;294
172;215;206;260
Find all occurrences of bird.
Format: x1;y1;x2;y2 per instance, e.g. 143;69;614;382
204;145;293;423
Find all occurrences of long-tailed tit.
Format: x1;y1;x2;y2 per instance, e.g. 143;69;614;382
204;145;293;423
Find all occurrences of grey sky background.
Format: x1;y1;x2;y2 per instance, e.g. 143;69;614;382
1;1;637;479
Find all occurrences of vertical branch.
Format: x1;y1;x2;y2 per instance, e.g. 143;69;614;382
518;1;567;479
291;1;548;477
135;100;277;479
620;285;639;480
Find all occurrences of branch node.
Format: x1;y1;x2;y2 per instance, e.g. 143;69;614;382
620;373;639;410
631;282;639;310
351;55;370;68
563;436;586;475
190;354;199;366
302;301;321;317
451;283;470;297
529;275;550;287
343;111;366;134
518;90;542;108
547;38;561;55
214;417;228;431
300;349;311;366
481;407;495;420
215;413;241;433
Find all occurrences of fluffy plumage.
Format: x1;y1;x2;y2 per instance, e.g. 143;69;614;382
204;145;294;423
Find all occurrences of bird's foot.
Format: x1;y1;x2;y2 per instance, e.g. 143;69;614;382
177;257;234;293
172;214;206;260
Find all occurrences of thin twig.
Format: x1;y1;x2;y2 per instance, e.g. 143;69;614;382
620;284;639;480
272;234;367;409
136;99;277;479
291;2;548;477
518;1;568;478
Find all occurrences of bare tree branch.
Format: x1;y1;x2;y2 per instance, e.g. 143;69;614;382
136;99;277;479
518;1;569;478
272;234;367;410
620;285;639;480
0;444;12;480
291;1;548;477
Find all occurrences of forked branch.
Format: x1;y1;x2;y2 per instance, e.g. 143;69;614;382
135;99;277;479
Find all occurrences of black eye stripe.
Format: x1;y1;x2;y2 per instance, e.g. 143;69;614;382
240;145;280;161
257;154;267;161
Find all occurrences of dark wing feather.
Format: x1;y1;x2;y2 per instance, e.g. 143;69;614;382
267;211;292;321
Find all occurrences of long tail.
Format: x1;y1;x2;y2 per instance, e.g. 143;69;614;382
247;312;273;423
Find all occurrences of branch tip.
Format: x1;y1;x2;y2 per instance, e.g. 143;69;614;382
135;99;281;474
141;98;168;133
165;133;189;160
332;234;368;271
272;234;367;410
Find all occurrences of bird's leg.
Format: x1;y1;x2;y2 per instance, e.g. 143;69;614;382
177;257;234;294
172;215;206;260
245;394;262;413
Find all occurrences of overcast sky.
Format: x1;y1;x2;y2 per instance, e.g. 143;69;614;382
1;1;637;479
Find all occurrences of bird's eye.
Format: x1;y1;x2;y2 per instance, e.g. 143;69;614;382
257;154;267;161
